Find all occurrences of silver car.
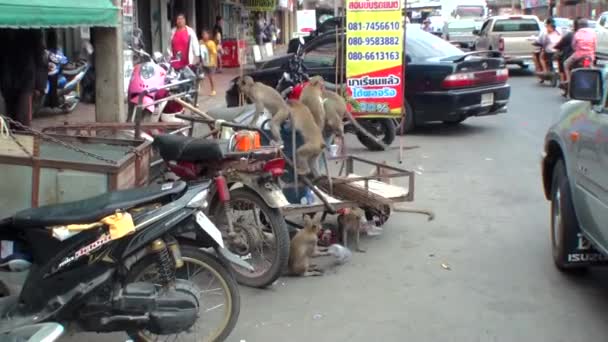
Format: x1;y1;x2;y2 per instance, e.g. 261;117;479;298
541;67;608;273
443;19;479;49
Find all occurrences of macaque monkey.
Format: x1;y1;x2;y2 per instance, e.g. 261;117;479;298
237;76;289;126
304;75;389;150
288;214;327;276
370;161;436;221
271;99;325;175
300;76;326;131
338;207;366;253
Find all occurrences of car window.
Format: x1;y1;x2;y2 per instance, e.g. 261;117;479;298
407;28;464;60
480;19;491;34
493;19;540;32
303;42;336;68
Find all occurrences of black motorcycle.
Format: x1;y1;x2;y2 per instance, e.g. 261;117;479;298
0;181;246;341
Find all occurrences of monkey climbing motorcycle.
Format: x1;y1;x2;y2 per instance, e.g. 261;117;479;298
346;0;404;116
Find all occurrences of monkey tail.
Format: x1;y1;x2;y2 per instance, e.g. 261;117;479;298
344;111;389;151
392;204;435;221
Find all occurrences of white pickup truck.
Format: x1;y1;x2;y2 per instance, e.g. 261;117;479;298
473;15;542;68
596;12;608;60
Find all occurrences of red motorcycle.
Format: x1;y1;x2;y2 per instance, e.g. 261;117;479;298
153;117;291;289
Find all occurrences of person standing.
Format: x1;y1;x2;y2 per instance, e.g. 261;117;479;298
254;13;265;46
170;13;200;70
0;29;47;127
422;19;432;32
267;18;278;49
200;30;218;96
213;16;224;73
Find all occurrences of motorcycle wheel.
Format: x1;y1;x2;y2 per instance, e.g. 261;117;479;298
212;187;290;288
127;245;240;342
356;118;396;151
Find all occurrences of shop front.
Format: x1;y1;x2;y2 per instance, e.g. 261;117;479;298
0;0;123;122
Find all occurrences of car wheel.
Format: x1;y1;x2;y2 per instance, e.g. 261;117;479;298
356;118;396;151
395;102;415;135
550;159;587;273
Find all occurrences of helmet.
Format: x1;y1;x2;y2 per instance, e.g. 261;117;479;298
577;18;588;29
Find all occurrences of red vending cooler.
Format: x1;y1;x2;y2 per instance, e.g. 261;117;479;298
221;39;247;68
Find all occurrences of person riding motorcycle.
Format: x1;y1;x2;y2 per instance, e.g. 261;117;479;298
534;18;561;76
564;18;596;82
554;17;582;83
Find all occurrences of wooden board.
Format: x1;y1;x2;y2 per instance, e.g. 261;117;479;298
347;173;409;199
0;134;35;158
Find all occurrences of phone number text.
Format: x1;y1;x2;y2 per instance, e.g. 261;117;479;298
347;21;401;31
347;37;400;46
347;51;400;61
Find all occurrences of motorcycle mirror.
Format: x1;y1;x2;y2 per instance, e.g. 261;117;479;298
153;51;164;63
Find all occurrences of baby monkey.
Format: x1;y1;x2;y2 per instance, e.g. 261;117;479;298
237;75;289;126
337;207;367;253
288;214;328;276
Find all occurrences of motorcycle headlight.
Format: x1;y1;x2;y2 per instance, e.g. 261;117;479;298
140;63;156;80
187;189;209;209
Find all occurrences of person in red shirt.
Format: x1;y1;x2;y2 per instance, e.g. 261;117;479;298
170;13;200;70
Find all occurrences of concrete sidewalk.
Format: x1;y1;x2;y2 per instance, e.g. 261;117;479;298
32;44;288;129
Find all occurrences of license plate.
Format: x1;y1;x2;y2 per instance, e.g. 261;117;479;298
481;93;494;107
195;211;224;248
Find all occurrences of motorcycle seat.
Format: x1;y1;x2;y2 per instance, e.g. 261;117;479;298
62;63;87;76
207;104;256;122
11;181;187;228
153;134;224;163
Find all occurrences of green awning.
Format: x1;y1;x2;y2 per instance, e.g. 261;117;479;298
0;0;119;29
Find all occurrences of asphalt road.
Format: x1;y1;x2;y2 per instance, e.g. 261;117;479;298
63;69;608;342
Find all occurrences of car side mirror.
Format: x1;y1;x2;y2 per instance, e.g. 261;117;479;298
472;29;480;35
569;69;604;105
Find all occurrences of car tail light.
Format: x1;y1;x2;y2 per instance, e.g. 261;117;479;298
442;68;509;89
496;68;509;82
168;161;198;179
263;158;286;177
442;73;476;88
498;36;505;52
214;175;230;202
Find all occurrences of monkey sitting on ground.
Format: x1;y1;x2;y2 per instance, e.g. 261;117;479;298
337;207;367;253
271;99;325;175
370;161;436;221
237;75;289;126
288;214;328;276
300;76;326;131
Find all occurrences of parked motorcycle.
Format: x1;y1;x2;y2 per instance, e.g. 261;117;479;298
153;128;291;289
2;322;64;342
0;181;244;341
34;43;93;115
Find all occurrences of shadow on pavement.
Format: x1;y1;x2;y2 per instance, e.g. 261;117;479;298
508;66;535;77
405;122;495;137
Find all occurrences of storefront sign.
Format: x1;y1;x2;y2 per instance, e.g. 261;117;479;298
296;10;317;33
243;0;276;11
122;0;134;17
346;0;404;116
